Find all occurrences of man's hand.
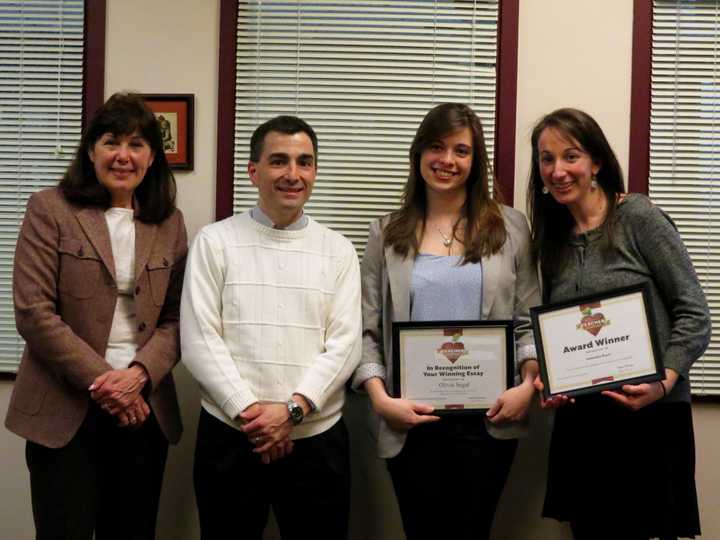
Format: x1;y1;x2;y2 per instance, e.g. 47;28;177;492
258;437;294;465
240;402;294;455
89;365;149;414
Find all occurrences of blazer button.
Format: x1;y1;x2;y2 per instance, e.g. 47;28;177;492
162;258;169;267
138;322;146;332
135;286;141;295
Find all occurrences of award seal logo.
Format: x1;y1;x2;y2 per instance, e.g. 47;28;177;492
577;302;610;336
437;329;468;363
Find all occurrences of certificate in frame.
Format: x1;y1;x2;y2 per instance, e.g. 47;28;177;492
531;283;663;399
392;320;515;415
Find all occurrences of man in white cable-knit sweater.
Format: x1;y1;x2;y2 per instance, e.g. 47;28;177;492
181;116;361;539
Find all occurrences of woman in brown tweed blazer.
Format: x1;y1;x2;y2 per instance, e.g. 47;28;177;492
5;93;187;540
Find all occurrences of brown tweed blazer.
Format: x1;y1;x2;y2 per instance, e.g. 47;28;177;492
5;187;187;448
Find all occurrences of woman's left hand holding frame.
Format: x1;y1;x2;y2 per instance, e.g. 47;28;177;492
601;368;677;411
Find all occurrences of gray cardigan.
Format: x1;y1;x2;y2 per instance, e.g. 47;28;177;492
545;194;711;402
354;205;541;458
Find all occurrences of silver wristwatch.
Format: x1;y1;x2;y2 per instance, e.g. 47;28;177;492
286;399;304;425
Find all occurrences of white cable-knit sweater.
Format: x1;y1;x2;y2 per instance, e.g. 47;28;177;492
180;212;361;439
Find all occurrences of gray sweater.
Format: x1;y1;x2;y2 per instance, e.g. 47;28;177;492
545;194;711;402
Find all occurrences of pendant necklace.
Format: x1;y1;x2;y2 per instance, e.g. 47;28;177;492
435;226;454;248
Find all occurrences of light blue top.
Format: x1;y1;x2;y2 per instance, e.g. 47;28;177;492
250;206;308;230
410;254;482;321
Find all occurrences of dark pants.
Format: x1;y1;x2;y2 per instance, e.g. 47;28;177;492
571;521;678;540
26;405;169;540
387;417;517;540
194;409;350;540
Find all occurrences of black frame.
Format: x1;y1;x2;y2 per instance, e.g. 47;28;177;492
392;320;515;415
531;283;664;399
141;93;195;171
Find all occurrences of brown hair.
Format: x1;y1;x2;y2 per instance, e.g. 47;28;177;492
383;103;506;263
59;92;176;223
526;108;625;276
249;115;318;164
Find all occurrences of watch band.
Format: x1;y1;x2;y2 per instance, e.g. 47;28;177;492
287;399;304;425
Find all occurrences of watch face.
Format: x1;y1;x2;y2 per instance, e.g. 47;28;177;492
288;401;303;424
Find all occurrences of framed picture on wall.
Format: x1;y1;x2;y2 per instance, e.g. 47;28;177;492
142;94;194;170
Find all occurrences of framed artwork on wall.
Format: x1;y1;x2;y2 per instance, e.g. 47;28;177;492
142;94;194;170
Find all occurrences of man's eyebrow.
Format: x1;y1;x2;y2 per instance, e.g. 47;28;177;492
267;152;289;160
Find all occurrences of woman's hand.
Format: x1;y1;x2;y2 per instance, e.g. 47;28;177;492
363;376;439;431
487;379;534;424
602;368;677;411
89;365;149;414
534;375;575;409
602;382;665;411
372;395;441;431
115;395;151;427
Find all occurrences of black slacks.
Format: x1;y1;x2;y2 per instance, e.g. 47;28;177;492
387;417;517;540
570;521;679;540
193;409;350;540
25;405;169;540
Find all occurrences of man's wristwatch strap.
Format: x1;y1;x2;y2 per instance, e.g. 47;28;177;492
287;399;304;425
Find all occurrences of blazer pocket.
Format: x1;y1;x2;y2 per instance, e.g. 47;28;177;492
10;375;47;415
147;254;173;306
57;238;101;299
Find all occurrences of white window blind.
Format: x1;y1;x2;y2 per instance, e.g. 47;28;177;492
650;0;719;395
233;0;500;255
0;0;85;372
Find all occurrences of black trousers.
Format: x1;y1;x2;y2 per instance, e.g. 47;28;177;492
25;405;169;540
386;417;517;540
570;521;679;540
193;409;350;540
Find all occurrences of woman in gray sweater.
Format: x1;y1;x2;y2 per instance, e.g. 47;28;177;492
527;108;710;540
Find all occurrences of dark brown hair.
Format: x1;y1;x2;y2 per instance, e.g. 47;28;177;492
59;92;176;223
383;103;506;263
526;107;625;277
249;115;318;164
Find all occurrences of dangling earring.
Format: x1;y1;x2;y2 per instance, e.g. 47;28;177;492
591;174;598;190
542;186;549;195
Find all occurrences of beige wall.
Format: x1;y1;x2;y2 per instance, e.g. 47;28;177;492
1;1;718;539
513;0;633;210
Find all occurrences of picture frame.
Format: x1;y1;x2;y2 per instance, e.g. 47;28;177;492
141;94;194;171
392;320;515;415
530;283;664;399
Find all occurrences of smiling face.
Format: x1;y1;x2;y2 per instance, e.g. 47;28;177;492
419;127;473;201
537;127;600;210
88;130;154;208
248;130;316;227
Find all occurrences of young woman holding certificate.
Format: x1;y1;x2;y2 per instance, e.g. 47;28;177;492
527;108;710;540
352;103;541;539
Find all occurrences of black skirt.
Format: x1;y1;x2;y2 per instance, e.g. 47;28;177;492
543;395;700;538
